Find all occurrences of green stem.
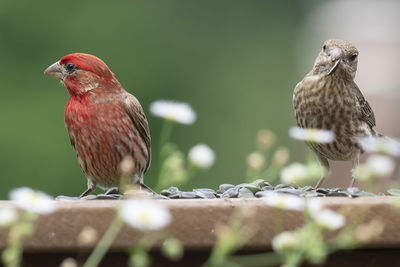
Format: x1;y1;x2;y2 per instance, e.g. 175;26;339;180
158;120;174;170
83;213;124;267
186;163;198;181
2;211;37;267
262;165;279;184
285;251;304;267
156;120;175;191
274;208;284;234
5;227;22;267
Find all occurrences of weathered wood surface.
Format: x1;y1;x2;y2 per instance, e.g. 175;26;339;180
1;197;400;251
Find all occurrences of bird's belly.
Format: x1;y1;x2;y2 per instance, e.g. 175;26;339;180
65;103;146;187
294;85;370;160
69;123;127;186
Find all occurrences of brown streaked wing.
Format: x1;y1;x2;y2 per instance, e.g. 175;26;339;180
293;80;307;127
352;83;376;128
123;93;151;173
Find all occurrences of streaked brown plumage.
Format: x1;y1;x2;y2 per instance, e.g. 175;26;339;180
293;39;377;188
44;53;152;197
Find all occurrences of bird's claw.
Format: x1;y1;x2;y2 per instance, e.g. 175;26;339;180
56;192;123;201
81;187;122;200
105;187;120;195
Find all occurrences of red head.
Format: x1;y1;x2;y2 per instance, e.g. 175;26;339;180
44;53;120;96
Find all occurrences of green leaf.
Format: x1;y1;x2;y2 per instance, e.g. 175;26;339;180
158;151;188;189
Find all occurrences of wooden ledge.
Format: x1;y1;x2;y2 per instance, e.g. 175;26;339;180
1;197;400;251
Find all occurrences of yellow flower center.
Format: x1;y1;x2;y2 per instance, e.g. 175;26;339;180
276;197;287;208
31;192;40;204
307;129;319;141
139;213;150;225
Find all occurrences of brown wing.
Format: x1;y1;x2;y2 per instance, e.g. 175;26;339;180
352;84;376;129
124;93;151;173
292;80;307;128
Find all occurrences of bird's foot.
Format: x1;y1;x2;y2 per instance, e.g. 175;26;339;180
314;178;325;189
56;188;123;201
56;194;121;200
139;182;157;195
346;187;361;197
93;187;123;199
349;175;356;188
105;187;120;195
56;185;157;201
122;184;163;199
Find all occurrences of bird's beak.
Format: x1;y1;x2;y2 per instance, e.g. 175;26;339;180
327;58;342;75
327;48;343;76
44;61;64;80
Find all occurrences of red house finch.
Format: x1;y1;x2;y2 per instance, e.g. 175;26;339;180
293;39;377;188
44;53;152;197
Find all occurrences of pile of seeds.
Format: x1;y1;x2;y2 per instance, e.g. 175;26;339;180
159;179;380;199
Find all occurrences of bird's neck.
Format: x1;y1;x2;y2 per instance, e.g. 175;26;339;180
64;74;121;97
310;67;354;82
302;73;354;96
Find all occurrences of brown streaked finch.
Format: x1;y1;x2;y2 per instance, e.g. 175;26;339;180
44;53;153;198
293;39;378;188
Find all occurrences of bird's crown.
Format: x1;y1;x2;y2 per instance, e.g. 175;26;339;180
60;53;113;79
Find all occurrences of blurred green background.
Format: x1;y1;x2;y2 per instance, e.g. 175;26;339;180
1;0;396;198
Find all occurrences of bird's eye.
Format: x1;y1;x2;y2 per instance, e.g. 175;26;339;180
65;62;77;73
348;53;358;62
322;44;327;51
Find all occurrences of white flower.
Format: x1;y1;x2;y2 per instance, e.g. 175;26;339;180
256;129;276;150
247;152;265;170
119;155;135;176
355;154;396;181
150;100;196;125
289;127;335;143
359;136;400;156
77;226;98;246
263;193;304;211
280;163;308;184
366;154;395;177
60;258;78;267
0;207;18;227
188;144;216;169
308;199;345;230
272;147;290;167
120;200;171;231
272;231;299;252
9;187;56;214
307;198;323;216
312;209;346;230
354;165;374;182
